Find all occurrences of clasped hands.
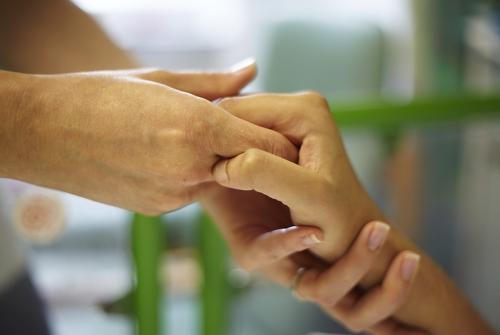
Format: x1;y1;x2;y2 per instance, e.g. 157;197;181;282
201;93;424;335
6;60;481;334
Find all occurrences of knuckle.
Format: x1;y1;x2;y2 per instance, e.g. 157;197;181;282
301;90;323;100
292;91;332;124
302;90;328;105
238;148;265;178
299;90;331;118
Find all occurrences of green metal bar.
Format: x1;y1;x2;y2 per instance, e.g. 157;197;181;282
331;94;500;129
198;212;231;335
131;213;163;335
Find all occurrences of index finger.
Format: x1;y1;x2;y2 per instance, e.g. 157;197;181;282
217;93;345;176
212;108;299;163
212;148;330;212
217;92;336;143
239;225;324;272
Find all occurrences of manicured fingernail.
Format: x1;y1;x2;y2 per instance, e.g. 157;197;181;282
231;58;256;72
301;234;323;247
401;252;420;281
213;160;229;183
368;222;390;251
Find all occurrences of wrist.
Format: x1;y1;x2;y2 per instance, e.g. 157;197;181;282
361;227;495;335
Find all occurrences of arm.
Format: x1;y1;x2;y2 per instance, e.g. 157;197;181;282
0;68;296;214
204;92;496;335
0;0;135;72
0;0;296;214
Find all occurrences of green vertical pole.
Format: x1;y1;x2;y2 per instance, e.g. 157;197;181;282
198;212;230;335
131;213;163;335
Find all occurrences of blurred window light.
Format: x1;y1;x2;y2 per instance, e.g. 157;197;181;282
71;0;248;51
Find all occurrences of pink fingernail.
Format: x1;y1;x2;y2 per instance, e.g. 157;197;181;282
367;222;390;251
401;252;420;281
301;234;322;247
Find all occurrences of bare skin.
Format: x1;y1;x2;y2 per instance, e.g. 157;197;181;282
201;92;497;335
297;221;426;335
1;0;494;333
0;0;298;214
0;67;298;214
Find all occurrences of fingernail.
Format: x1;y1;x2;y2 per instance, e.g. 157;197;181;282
367;222;390;251
213;160;229;183
230;58;256;72
401;252;420;281
301;234;323;247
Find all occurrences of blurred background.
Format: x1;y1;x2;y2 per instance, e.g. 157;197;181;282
1;0;500;334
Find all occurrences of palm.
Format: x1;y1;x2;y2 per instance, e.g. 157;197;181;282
202;184;326;285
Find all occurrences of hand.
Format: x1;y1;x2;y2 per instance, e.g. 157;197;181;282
210;92;381;262
201;91;382;288
205;92;497;335
201;183;326;280
234;219;425;334
293;221;424;335
0;62;297;214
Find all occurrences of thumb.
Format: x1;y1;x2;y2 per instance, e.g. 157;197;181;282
132;58;257;100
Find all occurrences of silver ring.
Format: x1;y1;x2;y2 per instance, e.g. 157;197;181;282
290;267;308;299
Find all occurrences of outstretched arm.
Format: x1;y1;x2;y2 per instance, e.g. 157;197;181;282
0;0;294;214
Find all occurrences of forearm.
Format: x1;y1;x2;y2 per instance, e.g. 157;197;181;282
0;0;136;73
0;70;36;178
0;0;137;176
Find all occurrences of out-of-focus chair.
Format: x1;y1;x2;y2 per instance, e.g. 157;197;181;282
258;19;384;98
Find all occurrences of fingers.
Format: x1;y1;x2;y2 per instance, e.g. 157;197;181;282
295;221;390;305
217;91;335;144
239;225;324;272
212;148;327;211
217;92;345;175
332;251;421;333
211;111;299;163
134;58;257;100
